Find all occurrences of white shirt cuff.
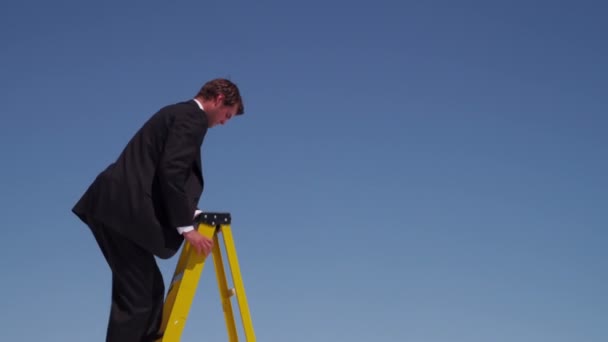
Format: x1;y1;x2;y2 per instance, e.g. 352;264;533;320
177;225;194;234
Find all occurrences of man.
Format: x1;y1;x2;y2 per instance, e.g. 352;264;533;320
72;78;244;341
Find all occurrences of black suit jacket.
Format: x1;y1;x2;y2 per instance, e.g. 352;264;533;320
72;100;208;259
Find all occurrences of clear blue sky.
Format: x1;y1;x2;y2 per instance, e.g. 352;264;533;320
1;1;606;341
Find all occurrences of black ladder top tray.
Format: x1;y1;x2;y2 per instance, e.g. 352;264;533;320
195;212;231;226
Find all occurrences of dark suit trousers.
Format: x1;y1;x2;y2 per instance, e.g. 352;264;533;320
87;219;165;342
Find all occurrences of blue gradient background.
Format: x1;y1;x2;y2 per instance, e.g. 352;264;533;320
1;1;606;341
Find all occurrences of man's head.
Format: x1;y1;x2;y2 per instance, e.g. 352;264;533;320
195;78;244;127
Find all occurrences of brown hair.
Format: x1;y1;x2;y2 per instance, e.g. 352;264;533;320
196;78;244;115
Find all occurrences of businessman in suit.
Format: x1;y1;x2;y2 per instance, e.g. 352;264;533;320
72;78;244;341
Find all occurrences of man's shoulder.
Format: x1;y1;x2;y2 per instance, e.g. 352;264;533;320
157;99;198;113
151;99;208;127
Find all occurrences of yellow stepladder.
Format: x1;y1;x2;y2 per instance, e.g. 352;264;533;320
156;212;256;342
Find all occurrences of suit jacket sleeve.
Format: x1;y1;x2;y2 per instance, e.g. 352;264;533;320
158;110;207;229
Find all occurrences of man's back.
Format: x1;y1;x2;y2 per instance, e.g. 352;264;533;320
73;100;208;258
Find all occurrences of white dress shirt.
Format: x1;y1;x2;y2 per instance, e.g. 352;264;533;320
175;98;205;235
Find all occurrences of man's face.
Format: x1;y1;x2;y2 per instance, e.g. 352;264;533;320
208;95;238;127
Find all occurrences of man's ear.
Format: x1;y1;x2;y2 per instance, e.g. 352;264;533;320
216;93;225;104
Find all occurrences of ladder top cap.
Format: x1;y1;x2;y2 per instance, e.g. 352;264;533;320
195;212;231;226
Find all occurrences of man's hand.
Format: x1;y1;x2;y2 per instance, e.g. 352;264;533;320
183;230;214;256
